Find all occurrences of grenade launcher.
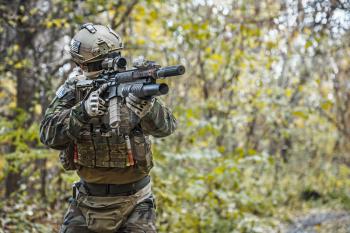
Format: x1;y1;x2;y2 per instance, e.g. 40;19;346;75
76;57;185;128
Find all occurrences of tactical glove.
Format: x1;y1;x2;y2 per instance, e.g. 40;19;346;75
126;94;155;119
84;84;108;117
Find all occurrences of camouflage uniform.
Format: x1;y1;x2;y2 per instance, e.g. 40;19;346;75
40;69;177;232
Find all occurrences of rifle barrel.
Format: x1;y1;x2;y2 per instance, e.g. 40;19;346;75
156;65;185;78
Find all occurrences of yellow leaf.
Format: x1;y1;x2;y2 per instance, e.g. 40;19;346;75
285;88;292;98
150;10;158;20
211;53;223;62
133;5;145;21
321;101;332;111
292;111;308;119
13;44;19;52
183;23;191;31
14;62;23;69
205;47;211;54
46;21;53;28
136;38;145;45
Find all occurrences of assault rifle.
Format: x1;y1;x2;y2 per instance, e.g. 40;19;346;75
76;57;185;128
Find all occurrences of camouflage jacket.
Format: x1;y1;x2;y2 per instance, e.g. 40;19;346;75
39;71;177;184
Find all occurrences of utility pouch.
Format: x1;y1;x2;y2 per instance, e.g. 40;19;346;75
78;195;136;233
76;130;96;167
132;134;153;173
59;142;77;171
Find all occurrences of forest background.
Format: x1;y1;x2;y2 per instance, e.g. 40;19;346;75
0;0;350;232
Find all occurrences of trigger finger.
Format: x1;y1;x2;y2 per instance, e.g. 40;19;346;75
99;98;106;106
99;105;107;111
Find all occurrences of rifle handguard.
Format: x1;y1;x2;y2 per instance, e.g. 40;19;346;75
109;97;120;128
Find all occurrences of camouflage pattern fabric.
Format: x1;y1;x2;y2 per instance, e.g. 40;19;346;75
41;71;175;233
118;197;156;233
39;73;177;184
60;196;156;233
40;77;177;149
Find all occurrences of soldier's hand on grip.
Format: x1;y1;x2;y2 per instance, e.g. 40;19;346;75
126;94;155;119
84;84;108;117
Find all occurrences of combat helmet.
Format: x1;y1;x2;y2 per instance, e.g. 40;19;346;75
69;23;123;76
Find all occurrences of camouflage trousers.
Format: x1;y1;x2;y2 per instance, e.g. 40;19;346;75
59;183;156;233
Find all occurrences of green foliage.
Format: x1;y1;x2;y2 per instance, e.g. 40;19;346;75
1;0;350;232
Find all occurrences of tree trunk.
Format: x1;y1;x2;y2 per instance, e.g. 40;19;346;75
5;0;36;197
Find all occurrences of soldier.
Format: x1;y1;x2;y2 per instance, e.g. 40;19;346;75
40;23;177;233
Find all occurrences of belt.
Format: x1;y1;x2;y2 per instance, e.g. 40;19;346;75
82;175;150;196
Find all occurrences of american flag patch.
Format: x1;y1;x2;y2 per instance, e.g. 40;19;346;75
70;39;81;54
56;85;67;98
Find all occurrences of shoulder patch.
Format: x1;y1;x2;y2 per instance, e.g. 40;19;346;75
70;39;81;54
56;85;68;98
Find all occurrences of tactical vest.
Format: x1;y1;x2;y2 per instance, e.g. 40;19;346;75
61;83;153;173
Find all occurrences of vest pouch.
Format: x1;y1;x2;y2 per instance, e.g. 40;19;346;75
93;133;111;167
78;195;136;233
109;136;128;168
132;135;153;173
76;131;96;167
